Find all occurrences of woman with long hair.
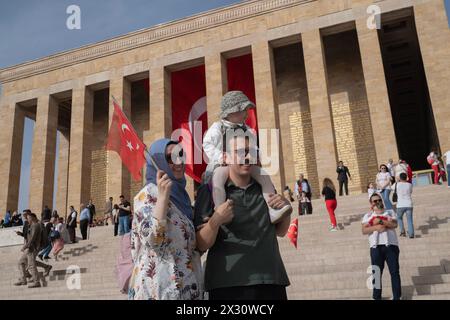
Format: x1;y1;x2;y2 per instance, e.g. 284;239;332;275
376;164;393;210
51;217;65;261
322;178;338;232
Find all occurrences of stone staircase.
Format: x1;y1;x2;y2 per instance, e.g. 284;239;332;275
0;225;125;300
279;184;450;300
0;184;448;300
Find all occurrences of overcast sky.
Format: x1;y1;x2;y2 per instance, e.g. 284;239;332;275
0;0;449;213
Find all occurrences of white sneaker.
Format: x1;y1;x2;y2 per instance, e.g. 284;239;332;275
329;226;338;232
269;204;292;224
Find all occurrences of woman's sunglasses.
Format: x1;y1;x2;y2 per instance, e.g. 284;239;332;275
165;148;184;164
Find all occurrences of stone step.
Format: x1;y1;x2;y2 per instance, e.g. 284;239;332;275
279;229;450;246
287;282;450;300
287;273;450;291
280;243;450;259
278;236;450;251
411;294;450;300
282;255;450;272
282;252;450;266
282;260;448;276
2;279;121;293
0;287;126;300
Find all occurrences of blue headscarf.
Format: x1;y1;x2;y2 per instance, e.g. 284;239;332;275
146;138;193;220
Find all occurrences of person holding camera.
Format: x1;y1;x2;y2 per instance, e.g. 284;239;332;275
128;139;203;300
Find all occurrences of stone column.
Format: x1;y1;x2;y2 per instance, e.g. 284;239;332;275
302;29;337;192
0;102;25;214
141;67;173;195
67;86;93;215
356;18;399;164
29;95;59;213
205;52;227;126
107;75;131;202
414;1;450;153
148;66;172;144
251;40;284;193
55;129;70;218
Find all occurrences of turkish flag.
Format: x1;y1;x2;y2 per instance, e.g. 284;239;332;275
227;54;258;132
106;99;146;181
171;65;208;183
287;218;299;249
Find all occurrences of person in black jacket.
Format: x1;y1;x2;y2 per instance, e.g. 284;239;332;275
87;199;96;227
336;161;352;196
67;206;78;243
11;211;23;226
16;209;31;241
42;206;52;222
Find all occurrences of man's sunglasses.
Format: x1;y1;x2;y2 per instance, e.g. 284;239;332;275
165;148;184;164
372;199;383;204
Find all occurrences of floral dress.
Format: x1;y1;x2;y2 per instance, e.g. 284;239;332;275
128;183;204;300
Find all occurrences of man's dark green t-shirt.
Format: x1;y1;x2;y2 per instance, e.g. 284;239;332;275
194;179;290;291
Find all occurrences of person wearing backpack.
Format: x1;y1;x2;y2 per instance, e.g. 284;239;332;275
14;213;52;288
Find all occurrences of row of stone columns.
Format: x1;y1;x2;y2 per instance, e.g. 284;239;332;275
0;29;396;214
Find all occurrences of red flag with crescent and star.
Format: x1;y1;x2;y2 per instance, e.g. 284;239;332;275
106;99;146;181
287;218;299;249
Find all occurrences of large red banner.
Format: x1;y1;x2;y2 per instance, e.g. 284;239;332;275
226;54;258;132
171;65;208;183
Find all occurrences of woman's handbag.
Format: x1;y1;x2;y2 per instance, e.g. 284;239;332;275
50;230;61;240
392;183;398;204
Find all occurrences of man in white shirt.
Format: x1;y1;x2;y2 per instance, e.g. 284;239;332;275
392;173;414;238
294;174;313;215
362;193;401;300
443;150;450;188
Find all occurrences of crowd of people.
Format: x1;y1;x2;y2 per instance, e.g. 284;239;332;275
4;90;449;299
126;92;450;301
124;91;292;300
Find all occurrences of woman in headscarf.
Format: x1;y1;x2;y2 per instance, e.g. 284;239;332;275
128;139;203;300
